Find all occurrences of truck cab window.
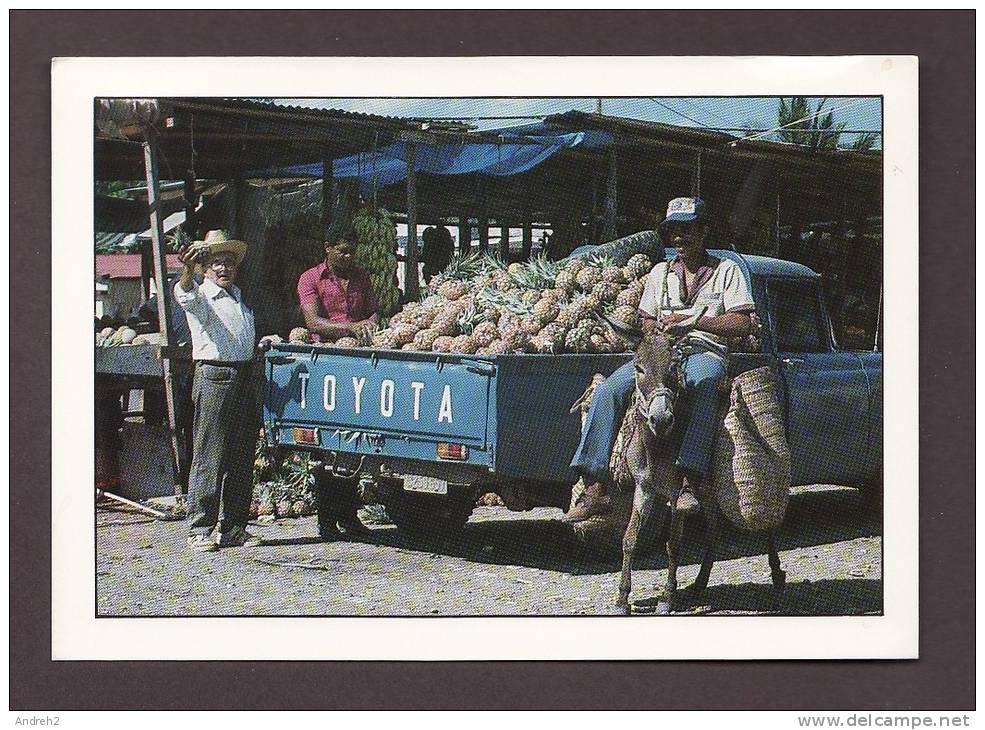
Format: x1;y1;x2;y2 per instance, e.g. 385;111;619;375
768;279;828;353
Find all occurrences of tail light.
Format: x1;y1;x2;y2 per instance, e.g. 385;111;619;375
436;442;468;461
292;427;319;445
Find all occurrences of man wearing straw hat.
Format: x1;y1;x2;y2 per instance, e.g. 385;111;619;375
175;229;270;552
565;197;755;523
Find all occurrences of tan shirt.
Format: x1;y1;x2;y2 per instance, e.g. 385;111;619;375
638;255;754;354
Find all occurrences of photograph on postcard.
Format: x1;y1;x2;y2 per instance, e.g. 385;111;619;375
91;92;886;620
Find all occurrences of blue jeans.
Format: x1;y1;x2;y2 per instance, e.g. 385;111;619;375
569;352;726;483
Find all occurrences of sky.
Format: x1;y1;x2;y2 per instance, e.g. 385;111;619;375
271;96;882;148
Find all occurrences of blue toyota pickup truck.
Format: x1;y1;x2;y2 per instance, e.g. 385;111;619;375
262;250;882;536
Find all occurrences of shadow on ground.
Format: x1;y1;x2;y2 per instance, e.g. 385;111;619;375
307;485;881;577
632;578;882;616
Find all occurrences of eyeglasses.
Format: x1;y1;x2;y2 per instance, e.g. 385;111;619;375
209;258;238;270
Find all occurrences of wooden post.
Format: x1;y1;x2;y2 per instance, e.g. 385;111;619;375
321;157;334;230
602;146;618;242
498;224;510;260
479;217;489;254
589;165;599;244
522;219;533;260
458;215;471;254
691;150;702;197
142;133;183;499
404;142;420;299
182;170;197;240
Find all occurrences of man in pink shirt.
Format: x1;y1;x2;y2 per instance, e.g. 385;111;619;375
296;228;380;540
297;229;379;343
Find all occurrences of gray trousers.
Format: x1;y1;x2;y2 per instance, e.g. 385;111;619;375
187;361;260;536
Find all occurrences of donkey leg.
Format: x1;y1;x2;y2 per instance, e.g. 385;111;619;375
691;505;721;597
657;506;683;615
616;506;643;614
767;531;786;590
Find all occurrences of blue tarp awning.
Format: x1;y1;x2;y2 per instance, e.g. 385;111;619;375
271;129;612;195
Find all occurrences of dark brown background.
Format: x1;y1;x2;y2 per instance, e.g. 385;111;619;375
11;10;974;710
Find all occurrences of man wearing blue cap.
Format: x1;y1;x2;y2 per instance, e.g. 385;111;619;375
564;197;755;522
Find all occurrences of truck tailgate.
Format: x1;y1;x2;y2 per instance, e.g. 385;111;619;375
263;345;495;467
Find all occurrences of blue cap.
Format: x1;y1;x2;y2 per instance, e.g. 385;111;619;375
660;197;707;230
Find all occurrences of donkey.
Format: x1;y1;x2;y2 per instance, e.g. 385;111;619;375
603;318;786;615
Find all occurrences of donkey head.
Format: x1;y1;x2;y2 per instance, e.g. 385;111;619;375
632;329;677;438
631;308;708;438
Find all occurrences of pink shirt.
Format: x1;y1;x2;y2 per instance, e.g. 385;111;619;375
297;262;378;341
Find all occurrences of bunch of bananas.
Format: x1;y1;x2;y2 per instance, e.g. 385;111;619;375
353;205;400;319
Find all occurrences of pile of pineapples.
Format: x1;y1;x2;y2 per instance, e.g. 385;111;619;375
368;251;656;355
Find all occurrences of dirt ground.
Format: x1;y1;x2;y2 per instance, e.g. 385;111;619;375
95;484;881;617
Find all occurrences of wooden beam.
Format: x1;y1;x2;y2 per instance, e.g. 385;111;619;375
322;157;334;230
142;133;184;499
404;142;420;300
522;218;533;260
182;170;198;240
691;149;702;196
602;145;618;241
458;215;471;255
479;217;489;254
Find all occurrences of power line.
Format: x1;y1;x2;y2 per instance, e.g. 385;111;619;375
649;97;722;130
733;98;866;144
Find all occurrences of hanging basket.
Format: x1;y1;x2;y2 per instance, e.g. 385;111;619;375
711;366;791;532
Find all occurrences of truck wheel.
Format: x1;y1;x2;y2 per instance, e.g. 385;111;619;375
379;481;477;541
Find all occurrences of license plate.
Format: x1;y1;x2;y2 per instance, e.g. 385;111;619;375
404;475;448;494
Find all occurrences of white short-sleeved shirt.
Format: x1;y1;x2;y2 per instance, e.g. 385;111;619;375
174;277;256;362
638;255;755;355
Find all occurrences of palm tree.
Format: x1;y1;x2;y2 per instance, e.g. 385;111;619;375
776;97;846;150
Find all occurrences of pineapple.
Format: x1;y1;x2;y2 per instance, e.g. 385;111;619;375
507;262;525;277
372;329;399;349
564;258;586;276
520;289;540;307
471;321;499;348
276;499;295;518
528;335;556;354
249;500;260;520
257;500;274;517
554;307;578;329
520;316;542;336
292;500;309;518
401;343;418;351
592;281;621;304
392;323;419;345
289;326;312;344
611;305;641;330
429;313;459;337
554;268;578;294
616;286;643;308
532;297;559;326
486;339;508;355
451;334;478;354
575;266;602;291
501;324;530;353
601;264;626;284
413;328;440;351
438;279;469;301
432;336;455;353
626;253;654;279
570;292;601;318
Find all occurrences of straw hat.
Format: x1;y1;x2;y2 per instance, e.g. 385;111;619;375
190;229;247;265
